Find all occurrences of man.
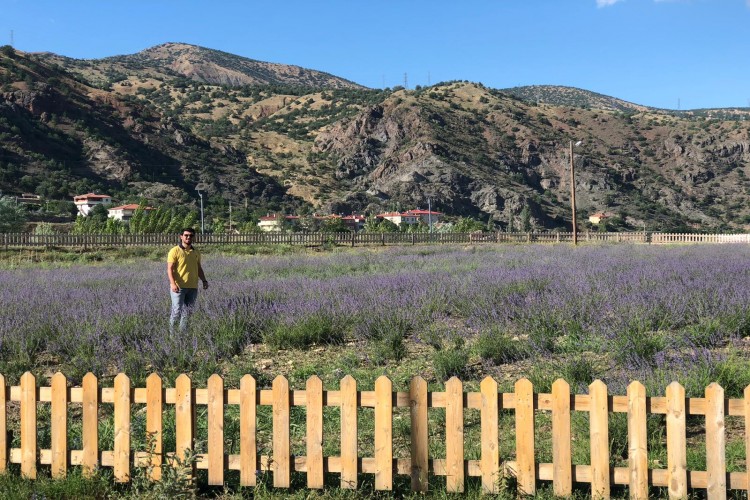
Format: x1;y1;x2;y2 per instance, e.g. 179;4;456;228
167;228;208;333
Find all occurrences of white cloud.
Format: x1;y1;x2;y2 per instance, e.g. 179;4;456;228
596;0;624;7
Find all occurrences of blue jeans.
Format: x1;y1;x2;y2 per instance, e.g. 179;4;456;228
170;288;198;333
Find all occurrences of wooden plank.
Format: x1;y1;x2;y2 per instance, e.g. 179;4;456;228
20;372;36;479
207;374;224;485
146;373;162;481
374;376;393;490
240;375;256;486
666;382;687;499
114;373;131;482
589;380;610;498
552;379;572;496
0;374;6;473
175;374;193;474
51;372;68;478
480;376;499;494
82;373;98;477
272;376;290;488
446;377;464;493
410;376;428;492
627;381;648;499
306;376;324;489
515;378;535;495
745;385;750;497
705;383;726;500
340;375;358;489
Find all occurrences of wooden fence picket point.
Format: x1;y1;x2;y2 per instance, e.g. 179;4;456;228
446;377;464;493
480;376;499;494
705;383;726;499
627;381;648;500
374;376;393;490
240;375;257;487
551;379;572;497
51;372;68;478
410;376;428;492
114;373;131;482
515;378;535;495
589;380;609;499
146;373;163;481
272;375;290;488
666;382;687;500
20;372;37;479
207;374;224;486
745;385;750;498
306;375;324;489
340;375;358;489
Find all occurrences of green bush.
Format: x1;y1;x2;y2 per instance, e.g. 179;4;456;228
264;314;343;349
475;330;528;364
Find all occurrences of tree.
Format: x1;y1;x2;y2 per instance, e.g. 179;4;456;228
453;217;485;233
0;196;27;232
320;217;349;233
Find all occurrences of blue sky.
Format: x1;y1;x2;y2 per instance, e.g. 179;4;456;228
1;0;748;110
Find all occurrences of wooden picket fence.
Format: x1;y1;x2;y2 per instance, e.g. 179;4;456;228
3;231;750;249
2;372;748;497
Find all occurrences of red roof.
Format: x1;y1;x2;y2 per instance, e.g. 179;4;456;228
74;193;111;201
406;209;442;216
108;204;155;211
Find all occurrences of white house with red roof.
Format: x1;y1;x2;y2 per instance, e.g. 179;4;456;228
405;209;442;224
588;212;610;224
107;204;156;222
257;214;300;231
73;193;112;216
341;214;366;231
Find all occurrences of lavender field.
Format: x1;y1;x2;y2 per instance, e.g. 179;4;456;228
2;243;750;396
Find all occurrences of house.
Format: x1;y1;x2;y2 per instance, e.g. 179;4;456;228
257;214;299;232
588;212;610;224
376;211;420;226
73;193;112;216
107;204;156;222
341;214;366;231
16;193;42;205
405;209;442;224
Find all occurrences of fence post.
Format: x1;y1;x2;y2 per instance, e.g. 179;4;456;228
51;372;68;479
552;379;572;497
666;382;687;499
146;373;163;481
273;375;291;488
705;383;726;498
410;376;428;492
114;373;131;483
515;378;535;495
0;374;5;473
589;380;609;499
82;373;98;477
446;377;464;493
306;376;324;489
20;372;37;479
374;376;393;490
175;374;194;477
340;375;358;489
480;376;499;494
240;375;257;487
208;374;224;485
627;381;648;499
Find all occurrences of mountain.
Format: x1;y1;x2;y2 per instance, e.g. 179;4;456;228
36;42;363;90
2;43;750;232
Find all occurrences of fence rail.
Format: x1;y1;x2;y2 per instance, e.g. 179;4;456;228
2;372;748;497
3;231;750;248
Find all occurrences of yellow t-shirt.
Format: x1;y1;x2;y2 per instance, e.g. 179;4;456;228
168;245;201;289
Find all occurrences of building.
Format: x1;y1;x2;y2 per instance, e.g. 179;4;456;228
341;214;366;231
73;193;112;216
588;212;610;224
405;209;442;225
257;214;299;232
376;211;421;226
107;204;156;222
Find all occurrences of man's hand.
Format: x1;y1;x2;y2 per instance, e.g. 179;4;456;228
202;280;209;290
171;283;180;293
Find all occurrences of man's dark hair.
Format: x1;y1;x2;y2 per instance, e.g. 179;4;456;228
181;228;196;235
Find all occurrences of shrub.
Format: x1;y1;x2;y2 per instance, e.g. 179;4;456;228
264;314;343;349
475;329;528;364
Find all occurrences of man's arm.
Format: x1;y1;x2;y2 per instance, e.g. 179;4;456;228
167;262;179;292
198;262;208;290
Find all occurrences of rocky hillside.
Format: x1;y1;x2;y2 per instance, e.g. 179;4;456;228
2;43;750;231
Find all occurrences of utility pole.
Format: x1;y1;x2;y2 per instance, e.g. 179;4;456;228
569;140;578;246
229;201;232;232
196;189;204;234
404;73;408;89
427;198;432;234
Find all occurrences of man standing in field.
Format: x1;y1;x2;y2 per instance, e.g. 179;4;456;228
167;228;208;333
